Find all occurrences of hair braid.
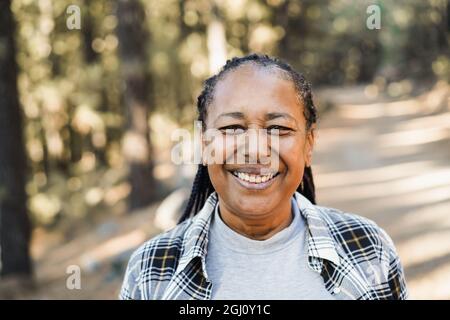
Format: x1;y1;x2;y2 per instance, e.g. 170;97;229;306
297;166;316;205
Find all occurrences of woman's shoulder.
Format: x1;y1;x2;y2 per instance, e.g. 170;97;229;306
313;204;398;255
312;205;408;299
128;218;193;265
119;219;194;299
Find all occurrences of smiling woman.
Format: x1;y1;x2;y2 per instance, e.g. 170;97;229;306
119;54;408;300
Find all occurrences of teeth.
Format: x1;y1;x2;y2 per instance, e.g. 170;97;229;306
232;171;277;184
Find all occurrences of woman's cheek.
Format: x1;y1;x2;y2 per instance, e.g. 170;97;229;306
224;135;238;164
278;136;306;170
203;134;230;164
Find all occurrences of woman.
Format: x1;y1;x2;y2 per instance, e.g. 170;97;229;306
120;54;408;300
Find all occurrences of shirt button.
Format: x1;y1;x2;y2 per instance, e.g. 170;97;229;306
333;287;341;294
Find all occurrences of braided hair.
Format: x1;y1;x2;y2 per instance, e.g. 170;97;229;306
178;53;318;224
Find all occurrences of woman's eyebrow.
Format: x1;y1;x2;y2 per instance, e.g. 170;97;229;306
216;112;245;120
214;111;296;123
265;112;296;122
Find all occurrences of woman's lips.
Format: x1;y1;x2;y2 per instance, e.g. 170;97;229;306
228;170;280;190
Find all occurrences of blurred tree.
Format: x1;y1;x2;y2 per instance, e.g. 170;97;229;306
4;0;447;229
0;0;32;277
377;0;449;81
116;0;157;209
82;4;99;65
207;0;227;74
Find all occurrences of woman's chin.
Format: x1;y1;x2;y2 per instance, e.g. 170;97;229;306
230;198;279;219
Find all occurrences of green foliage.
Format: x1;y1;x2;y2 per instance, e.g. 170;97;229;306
10;0;448;226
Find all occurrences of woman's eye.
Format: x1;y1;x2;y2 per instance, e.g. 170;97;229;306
267;125;292;135
219;125;246;135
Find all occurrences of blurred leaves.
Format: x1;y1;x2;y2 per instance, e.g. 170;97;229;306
10;0;448;226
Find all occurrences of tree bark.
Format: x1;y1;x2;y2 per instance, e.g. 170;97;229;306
116;0;157;210
0;0;32;277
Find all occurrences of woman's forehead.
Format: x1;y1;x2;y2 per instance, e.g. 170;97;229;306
209;65;304;121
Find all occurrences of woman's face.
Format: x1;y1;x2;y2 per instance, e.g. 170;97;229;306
203;64;314;220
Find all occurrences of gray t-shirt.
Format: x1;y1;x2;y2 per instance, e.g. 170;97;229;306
205;198;335;300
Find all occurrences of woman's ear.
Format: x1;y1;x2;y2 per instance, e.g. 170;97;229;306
304;125;316;167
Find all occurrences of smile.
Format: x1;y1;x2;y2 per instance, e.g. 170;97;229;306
231;171;277;183
228;170;281;190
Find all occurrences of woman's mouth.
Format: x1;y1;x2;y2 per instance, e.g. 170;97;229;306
228;170;280;190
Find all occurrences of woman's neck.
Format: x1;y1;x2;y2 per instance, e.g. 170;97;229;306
217;198;293;240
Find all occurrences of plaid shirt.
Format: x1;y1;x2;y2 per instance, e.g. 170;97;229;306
119;192;408;300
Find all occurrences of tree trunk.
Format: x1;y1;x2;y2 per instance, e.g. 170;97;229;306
82;3;99;65
207;1;227;75
0;0;32;277
116;0;157;210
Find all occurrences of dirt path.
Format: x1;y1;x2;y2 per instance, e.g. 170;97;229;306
314;82;450;299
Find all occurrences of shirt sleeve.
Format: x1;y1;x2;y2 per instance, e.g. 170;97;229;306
119;251;143;300
379;228;409;300
387;249;409;299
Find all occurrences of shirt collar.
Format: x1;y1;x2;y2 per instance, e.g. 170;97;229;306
293;192;341;267
174;192;217;277
175;191;340;277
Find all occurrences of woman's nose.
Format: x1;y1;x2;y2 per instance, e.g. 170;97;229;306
243;128;272;164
